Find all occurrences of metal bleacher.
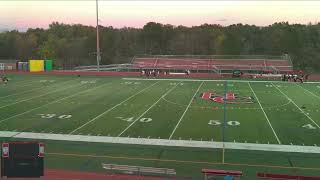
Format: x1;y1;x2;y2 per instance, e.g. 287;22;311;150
131;54;294;74
102;163;176;177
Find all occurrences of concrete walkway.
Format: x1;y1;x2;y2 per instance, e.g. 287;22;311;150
1;131;319;154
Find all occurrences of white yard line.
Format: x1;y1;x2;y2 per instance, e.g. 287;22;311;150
69;81;160;134
271;82;320;129
169;81;204;140
295;83;320;100
123;77;320;84
118;82;181;137
0;82;110;124
0;80;79;109
1;131;320;154
248;82;281;144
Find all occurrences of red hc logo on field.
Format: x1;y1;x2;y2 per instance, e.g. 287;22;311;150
201;92;254;104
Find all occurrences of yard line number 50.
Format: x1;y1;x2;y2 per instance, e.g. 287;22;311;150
208;120;240;126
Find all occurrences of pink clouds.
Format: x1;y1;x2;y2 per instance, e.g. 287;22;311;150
1;1;320;31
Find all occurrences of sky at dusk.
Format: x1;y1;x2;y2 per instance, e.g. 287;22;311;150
0;1;320;31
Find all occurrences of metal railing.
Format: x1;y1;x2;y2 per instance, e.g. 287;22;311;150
102;163;176;176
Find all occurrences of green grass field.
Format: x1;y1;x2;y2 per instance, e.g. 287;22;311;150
1;74;320;145
1;74;320;179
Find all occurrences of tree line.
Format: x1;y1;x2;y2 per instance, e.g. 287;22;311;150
0;22;319;71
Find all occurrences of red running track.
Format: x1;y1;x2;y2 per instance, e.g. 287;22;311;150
5;169;190;180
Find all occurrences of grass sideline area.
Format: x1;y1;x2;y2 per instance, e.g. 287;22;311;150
0;74;320;179
1;137;320;179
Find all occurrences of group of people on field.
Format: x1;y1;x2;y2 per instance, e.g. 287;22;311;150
141;70;160;77
281;73;310;83
0;75;9;84
141;69;191;77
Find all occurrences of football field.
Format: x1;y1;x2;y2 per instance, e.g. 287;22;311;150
1;74;320;147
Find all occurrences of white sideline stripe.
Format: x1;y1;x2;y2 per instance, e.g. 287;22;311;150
272;82;320;129
0;82;110;124
0;80;78;109
122;78;320;84
295;84;320;100
69;81;160;134
169;81;204;140
248;82;281;144
0;131;320;154
118;82;181;136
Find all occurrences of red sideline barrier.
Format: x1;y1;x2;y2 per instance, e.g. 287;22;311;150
202;169;243;177
257;173;320;180
6;169;190;180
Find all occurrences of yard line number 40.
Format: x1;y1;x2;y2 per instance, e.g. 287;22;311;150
117;116;152;123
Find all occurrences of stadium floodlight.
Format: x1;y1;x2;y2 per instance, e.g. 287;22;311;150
96;0;101;72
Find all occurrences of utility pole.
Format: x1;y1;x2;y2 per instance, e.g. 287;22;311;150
96;0;100;72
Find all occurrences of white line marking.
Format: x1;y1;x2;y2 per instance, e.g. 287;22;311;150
295;84;320;100
69;81;160;134
272;82;320;129
248;82;281;144
4;80;43;88
0;82;111;124
169;81;204;140
0;81;80;109
122;77;320;84
118;82;181;136
0;87;44;99
0;79;75;99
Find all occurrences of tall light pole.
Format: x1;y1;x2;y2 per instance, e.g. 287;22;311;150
96;0;100;72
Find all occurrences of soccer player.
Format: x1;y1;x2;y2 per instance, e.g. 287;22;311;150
1;75;8;84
